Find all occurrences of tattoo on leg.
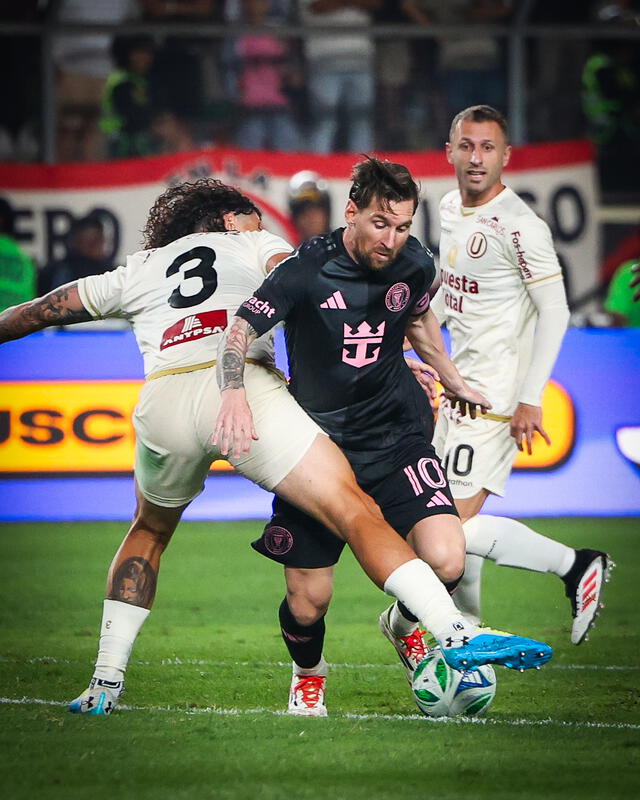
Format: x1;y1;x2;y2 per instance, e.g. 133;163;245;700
108;557;157;607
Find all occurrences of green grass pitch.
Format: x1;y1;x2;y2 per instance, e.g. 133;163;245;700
1;517;639;799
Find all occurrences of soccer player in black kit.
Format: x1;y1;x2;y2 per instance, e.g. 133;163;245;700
215;157;552;716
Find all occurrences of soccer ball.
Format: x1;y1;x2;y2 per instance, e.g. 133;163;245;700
412;647;497;718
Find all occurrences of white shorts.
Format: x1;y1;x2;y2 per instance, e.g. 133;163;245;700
432;406;517;499
133;364;323;507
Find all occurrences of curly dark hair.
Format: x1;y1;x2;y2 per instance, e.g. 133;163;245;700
348;156;420;214
142;179;262;249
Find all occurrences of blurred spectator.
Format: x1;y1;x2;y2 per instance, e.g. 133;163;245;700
233;0;303;150
288;170;331;244
0;198;36;312
604;259;640;325
54;0;139;162
101;35;158;158
151;111;198;154
526;2;590;142
38;216;111;295
582;39;640;196
424;0;512;131
139;0;216;128
0;3;42;161
631;262;640;301
373;1;433;151
298;0;379;153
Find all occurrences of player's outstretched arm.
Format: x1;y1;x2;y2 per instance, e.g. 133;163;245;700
0;282;91;344
213;316;260;458
405;308;491;418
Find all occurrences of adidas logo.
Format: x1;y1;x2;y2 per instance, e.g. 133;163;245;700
426;491;452;508
320;290;347;309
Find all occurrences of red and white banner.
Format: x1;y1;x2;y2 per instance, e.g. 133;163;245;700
0;141;599;300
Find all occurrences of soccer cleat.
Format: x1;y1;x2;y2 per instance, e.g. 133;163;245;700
68;676;123;715
378;605;429;681
287;673;327;717
562;549;615;645
436;626;553;672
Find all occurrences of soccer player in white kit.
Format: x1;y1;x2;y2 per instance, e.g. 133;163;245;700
427;105;612;644
0;178;553;715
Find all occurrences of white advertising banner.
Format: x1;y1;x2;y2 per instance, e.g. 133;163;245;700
0;140;599;301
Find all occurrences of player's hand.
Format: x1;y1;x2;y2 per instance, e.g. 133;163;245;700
630;262;640;302
212;388;259;458
445;383;491;419
510;402;551;454
405;356;440;407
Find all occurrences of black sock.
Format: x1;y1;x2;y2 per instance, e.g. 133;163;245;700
279;598;325;669
397;601;419;623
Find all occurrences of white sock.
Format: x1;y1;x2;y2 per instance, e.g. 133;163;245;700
451;553;484;626
94;599;150;682
389;602;419;637
293;656;328;678
464;514;575;575
383;558;467;636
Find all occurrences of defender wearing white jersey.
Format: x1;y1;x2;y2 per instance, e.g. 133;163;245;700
428;106;612;645
0;178;553;716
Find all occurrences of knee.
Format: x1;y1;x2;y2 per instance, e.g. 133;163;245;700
287;586;332;627
427;537;466;584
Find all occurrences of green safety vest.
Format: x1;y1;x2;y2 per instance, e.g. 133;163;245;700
0;235;36;313
100;69;149;135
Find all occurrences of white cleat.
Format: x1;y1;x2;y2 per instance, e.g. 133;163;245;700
287;672;327;717
563;549;615;645
378;604;429;681
68;677;123;715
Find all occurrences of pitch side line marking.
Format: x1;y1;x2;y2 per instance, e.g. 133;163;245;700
1;696;639;731
0;655;637;671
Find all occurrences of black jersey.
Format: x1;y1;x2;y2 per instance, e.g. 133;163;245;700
235;228;436;453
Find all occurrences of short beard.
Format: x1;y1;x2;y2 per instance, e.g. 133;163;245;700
353;245;390;272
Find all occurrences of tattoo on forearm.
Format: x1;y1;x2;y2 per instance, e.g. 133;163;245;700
0;283;91;343
218;318;259;391
108;556;157;608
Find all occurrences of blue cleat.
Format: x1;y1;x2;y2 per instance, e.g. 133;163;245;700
68;677;123;715
437;627;553;672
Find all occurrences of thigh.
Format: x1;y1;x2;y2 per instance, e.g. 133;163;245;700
133;374;213;507
252;496;347;569
224;364;324;492
437;412;517;499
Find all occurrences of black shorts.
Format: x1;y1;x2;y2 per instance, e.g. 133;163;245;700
252;436;458;569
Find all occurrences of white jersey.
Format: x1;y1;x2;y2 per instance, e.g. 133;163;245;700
78;230;292;379
433;186;563;416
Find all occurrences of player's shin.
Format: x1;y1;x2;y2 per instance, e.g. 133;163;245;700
383;558;469;639
94;599;150;681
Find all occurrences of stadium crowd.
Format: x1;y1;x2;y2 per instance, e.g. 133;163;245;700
0;1;638;316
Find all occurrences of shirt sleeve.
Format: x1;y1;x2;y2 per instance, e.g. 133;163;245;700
77;264;128;319
235;251;305;336
505;213;563;287
255;231;294;275
518;278;570;406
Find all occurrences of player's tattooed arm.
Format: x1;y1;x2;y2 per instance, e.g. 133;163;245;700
214;316;260;457
217;316;259;391
0;282;91;344
108;556;157;609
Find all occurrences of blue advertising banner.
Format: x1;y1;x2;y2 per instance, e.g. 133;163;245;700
1;328;638;520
